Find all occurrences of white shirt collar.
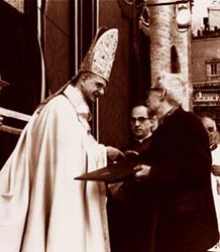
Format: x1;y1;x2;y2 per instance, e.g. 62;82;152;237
135;134;152;143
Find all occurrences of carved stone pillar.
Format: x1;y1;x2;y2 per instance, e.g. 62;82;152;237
150;1;173;85
149;0;191;110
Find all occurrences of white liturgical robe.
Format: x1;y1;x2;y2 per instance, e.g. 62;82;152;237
0;85;109;252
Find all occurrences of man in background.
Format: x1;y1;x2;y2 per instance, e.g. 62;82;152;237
107;101;154;252
201;116;220;251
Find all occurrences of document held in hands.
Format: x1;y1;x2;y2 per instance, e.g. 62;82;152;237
74;151;141;183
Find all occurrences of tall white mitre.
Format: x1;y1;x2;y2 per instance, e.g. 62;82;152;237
79;27;119;83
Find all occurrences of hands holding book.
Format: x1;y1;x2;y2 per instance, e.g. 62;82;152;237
74;149;142;183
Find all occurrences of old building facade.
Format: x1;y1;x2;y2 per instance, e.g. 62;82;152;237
192;12;220;129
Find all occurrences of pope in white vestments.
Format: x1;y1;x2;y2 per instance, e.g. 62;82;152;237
0;27;121;252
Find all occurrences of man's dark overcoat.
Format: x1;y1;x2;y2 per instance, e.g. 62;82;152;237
141;107;219;252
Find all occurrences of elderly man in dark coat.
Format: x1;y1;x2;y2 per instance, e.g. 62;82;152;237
135;73;219;252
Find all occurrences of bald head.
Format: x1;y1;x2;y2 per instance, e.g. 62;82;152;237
201;116;218;146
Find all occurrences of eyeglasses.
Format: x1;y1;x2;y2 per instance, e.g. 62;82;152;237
130;117;150;124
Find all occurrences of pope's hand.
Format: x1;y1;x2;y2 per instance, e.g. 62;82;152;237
134;164;151;178
106;146;125;161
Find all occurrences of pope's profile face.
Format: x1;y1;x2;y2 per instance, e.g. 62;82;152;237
81;73;107;103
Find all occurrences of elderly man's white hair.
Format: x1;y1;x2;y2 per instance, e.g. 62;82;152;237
156;72;188;106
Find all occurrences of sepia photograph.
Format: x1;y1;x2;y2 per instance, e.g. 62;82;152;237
0;0;219;251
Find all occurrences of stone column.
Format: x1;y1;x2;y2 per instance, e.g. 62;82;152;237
150;1;173;85
149;0;192;110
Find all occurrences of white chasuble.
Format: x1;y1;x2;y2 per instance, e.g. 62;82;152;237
0;85;109;252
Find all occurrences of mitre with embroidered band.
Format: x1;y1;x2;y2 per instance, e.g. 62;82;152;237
79;27;119;83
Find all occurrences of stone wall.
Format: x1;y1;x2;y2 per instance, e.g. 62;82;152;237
149;1;191;110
